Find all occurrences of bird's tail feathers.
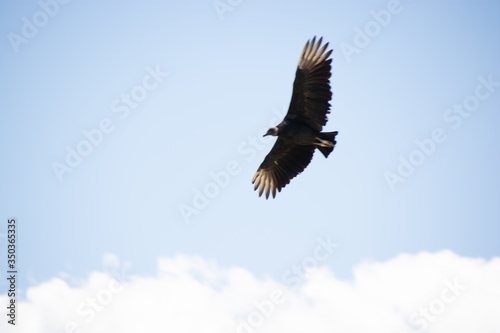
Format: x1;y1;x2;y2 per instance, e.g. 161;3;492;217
318;131;338;158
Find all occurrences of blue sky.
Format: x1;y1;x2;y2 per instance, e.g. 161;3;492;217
1;1;500;331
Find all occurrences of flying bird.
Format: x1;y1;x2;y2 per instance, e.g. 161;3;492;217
252;36;338;199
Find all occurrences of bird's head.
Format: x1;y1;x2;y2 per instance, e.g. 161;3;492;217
263;126;279;137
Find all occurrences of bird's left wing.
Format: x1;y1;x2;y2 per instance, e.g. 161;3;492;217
285;36;333;132
252;138;315;199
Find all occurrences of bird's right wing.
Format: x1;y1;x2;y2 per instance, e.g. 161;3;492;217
285;36;333;132
252;138;315;199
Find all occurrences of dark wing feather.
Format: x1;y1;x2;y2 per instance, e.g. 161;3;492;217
285;36;333;132
252;137;315;199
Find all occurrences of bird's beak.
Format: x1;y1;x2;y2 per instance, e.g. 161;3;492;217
263;133;268;137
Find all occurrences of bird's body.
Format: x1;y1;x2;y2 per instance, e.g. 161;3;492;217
252;37;338;199
271;118;332;147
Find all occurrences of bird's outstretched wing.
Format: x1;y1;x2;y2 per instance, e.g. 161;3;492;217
252;138;315;199
285;36;333;132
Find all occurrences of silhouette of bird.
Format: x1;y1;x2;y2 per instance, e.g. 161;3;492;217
252;36;338;199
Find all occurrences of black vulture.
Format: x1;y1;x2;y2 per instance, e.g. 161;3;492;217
252;36;338;199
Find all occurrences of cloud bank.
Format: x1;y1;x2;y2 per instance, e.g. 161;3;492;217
1;250;499;333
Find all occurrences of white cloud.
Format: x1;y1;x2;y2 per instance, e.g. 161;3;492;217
100;253;121;271
1;251;499;333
